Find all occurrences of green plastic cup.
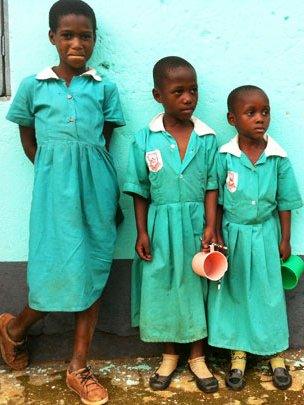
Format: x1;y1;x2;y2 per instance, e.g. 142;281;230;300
281;255;304;290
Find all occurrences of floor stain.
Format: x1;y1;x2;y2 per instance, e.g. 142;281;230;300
0;350;303;404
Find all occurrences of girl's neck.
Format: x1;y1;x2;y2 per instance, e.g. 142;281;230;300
162;113;194;161
238;135;266;151
52;63;88;85
163;113;193;132
238;134;267;164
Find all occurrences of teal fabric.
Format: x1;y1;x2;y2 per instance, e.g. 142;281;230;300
123;124;217;343
6;72;125;311
208;141;303;355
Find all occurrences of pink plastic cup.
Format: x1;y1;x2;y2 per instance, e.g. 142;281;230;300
192;244;228;281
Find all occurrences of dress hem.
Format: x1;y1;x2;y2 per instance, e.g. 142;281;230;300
208;340;289;356
140;333;208;344
28;293;102;313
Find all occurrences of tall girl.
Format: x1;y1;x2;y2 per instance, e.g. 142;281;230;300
0;1;124;403
123;56;219;393
208;85;302;391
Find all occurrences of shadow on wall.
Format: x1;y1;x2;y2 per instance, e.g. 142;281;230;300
0;260;303;359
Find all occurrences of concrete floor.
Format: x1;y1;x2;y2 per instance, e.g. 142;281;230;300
1;350;304;404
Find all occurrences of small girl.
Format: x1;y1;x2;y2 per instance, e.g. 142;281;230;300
123;56;219;393
208;85;302;391
0;1;124;403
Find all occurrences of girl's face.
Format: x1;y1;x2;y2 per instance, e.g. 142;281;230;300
153;67;198;122
49;14;95;72
227;91;270;140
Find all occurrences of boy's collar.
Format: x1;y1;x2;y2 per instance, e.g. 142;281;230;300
149;113;215;136
219;134;287;157
35;67;102;81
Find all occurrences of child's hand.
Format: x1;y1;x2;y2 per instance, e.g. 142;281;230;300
215;229;225;248
201;226;216;252
136;232;152;261
279;239;291;261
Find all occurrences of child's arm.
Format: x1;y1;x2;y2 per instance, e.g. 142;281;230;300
103;122;115;151
215;204;225;247
202;189;218;251
19;126;37;163
278;211;291;261
276;156;303;260
133;195;152;261
102;82;125;150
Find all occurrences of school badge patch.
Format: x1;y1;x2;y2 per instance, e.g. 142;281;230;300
145;149;163;172
226;171;238;192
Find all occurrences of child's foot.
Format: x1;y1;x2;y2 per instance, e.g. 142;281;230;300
269;355;292;390
225;350;246;391
0;313;29;370
66;366;108;405
188;356;218;393
149;353;179;390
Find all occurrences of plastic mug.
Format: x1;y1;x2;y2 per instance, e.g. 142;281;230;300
192;244;228;281
281;255;304;290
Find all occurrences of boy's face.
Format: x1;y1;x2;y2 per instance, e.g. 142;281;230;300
49;14;95;71
227;91;270;140
153;67;198;121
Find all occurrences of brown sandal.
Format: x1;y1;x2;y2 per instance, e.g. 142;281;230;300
0;313;29;370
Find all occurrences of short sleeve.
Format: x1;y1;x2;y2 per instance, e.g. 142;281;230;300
277;157;303;211
6;76;35;128
216;153;227;205
103;82;125;127
206;135;218;190
123;131;150;199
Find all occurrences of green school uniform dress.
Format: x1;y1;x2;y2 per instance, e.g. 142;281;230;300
208;134;302;355
123;113;218;343
6;67;125;312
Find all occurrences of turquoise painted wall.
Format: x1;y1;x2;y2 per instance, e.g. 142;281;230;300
1;0;303;261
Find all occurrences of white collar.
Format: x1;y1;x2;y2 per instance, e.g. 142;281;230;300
149;113;215;136
35;67;102;81
219;134;287;157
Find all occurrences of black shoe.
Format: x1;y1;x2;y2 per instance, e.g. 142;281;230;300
272;367;292;390
149;371;174;390
189;367;219;393
225;368;245;391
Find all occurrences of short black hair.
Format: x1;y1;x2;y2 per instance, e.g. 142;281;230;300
227;85;268;112
49;0;97;35
153;56;196;88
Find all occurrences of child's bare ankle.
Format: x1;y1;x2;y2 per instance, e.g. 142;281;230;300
6;319;25;343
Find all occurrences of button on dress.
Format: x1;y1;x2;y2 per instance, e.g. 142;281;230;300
208;135;303;355
123;114;218;343
6;68;125;311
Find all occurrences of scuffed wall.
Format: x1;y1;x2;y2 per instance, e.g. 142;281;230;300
1;0;303;261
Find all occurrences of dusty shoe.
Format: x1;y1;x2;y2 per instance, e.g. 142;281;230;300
271;367;292;390
66;366;108;405
0;313;29;370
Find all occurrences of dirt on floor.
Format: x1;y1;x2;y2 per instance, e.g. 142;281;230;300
0;349;304;404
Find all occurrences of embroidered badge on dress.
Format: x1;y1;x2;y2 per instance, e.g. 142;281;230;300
226;171;238;192
145;149;163;172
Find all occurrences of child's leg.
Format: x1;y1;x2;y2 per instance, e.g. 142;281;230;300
188;339;218;393
269;353;292;390
164;342;177;354
0;306;45;370
225;350;247;391
7;306;45;341
69;299;100;371
66;299;108;404
189;339;204;359
155;343;178;374
149;343;179;390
